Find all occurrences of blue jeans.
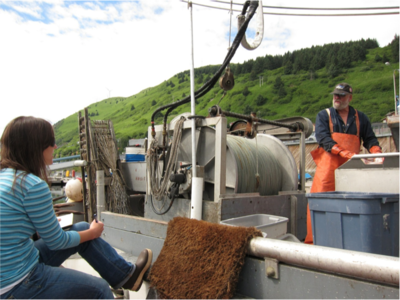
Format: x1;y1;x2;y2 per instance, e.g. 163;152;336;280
1;222;135;299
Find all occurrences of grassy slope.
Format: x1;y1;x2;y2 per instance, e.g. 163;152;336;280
53;45;398;157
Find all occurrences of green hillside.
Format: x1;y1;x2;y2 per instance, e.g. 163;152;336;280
53;37;399;158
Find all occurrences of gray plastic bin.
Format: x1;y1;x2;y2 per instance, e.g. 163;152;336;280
220;214;288;239
307;192;399;256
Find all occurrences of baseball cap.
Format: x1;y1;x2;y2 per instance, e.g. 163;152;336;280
330;83;353;95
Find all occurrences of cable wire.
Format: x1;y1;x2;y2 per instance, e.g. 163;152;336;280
182;0;399;16
211;0;399;11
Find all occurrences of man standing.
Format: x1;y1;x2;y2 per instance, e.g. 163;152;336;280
305;83;382;244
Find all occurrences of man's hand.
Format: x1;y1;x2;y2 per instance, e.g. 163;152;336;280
369;145;382;154
331;144;355;159
364;145;384;164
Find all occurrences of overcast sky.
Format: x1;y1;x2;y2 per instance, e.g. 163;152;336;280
0;0;399;135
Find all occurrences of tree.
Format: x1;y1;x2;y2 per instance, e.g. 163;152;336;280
337;47;352;68
364;38;379;49
374;54;382;62
130;104;135;111
310;53;324;70
151;100;157;106
292;60;301;74
256;95;267;106
278;86;287;98
284;61;293;75
328;63;340;78
382;53;389;63
264;55;274;70
235;64;243;75
273;76;284;91
253;57;264;74
242;87;250;97
196;73;203;84
250;69;258;81
309;68;317;81
390;34;399;62
351;44;367;62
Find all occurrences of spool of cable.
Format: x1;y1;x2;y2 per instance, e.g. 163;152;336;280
227;135;282;195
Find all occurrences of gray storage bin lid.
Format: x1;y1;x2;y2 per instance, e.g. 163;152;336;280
307;191;399;202
307;192;399;214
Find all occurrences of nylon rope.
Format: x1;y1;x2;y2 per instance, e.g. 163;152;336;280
148;117;186;203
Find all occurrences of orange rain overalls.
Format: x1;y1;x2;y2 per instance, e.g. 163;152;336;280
304;109;360;244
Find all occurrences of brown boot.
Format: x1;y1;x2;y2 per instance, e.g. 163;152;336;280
123;249;153;292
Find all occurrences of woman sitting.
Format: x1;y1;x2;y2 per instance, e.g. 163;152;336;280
0;116;152;299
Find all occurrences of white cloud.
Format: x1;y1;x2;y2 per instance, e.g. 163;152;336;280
0;0;398;135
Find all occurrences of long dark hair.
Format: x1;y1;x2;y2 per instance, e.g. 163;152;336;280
0;116;55;184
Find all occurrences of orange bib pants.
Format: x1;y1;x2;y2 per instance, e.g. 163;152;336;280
304;109;360;244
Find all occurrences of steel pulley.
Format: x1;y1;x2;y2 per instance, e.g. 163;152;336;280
219;66;235;91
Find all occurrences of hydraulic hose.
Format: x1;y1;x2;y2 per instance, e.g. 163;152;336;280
150;0;259;139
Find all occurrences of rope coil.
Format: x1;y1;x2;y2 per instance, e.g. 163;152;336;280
148;117;186;205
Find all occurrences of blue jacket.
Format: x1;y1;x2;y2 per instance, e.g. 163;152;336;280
315;106;380;152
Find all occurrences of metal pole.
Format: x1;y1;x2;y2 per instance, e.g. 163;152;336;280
188;2;203;220
299;131;305;191
214;116;227;202
96;170;105;222
248;237;399;287
189;2;196;178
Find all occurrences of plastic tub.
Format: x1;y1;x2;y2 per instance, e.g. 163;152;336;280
307;192;399;256
125;147;145;162
220;214;288;239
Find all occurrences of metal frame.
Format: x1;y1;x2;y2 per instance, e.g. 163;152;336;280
147;116;228;202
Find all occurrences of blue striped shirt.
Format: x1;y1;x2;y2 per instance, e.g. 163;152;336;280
0;168;80;288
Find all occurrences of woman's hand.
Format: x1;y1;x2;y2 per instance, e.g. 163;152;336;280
89;219;104;239
78;220;104;244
